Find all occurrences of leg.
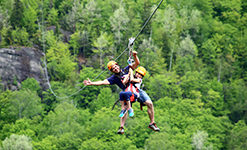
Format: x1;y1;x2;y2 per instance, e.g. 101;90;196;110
126;100;130;110
120;101;125;110
139;89;160;131
120;105;128;127
144;100;154;124
118;91;133;134
127;100;134;117
119;92;128;118
118;105;128;134
139;89;155;124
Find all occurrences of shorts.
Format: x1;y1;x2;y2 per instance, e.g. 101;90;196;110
138;89;151;103
119;91;132;101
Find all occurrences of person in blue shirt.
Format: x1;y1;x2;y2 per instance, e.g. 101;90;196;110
83;51;160;134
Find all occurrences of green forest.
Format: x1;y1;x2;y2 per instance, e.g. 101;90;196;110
0;0;247;149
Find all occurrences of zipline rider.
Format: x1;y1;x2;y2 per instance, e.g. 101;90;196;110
83;51;160;133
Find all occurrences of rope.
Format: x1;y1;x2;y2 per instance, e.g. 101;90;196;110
41;0;164;99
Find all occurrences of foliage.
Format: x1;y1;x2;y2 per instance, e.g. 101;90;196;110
7;89;42;119
10;27;30;46
22;3;38;34
0;90;14;128
38;102;89;139
224;79;247;123
47;8;59;26
227;120;247;150
92;32;113;68
21;78;41;94
0;0;247;149
1;134;32;150
145;72;183;100
9;0;24;29
46;41;77;81
0;118;37;141
89;87;117;113
110;5;130;45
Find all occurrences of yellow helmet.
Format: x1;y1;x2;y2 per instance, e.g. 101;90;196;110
107;61;117;70
136;66;147;76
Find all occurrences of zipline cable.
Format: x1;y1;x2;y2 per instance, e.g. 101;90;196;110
41;0;164;99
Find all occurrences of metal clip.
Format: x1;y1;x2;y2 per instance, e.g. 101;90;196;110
128;37;135;49
127;58;134;65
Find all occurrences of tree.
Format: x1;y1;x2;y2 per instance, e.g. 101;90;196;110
47;8;59;26
224;79;247;123
7;89;42;119
227;120;247;150
0;118;37;142
10;27;30;46
200;19;238;81
22;3;38;34
138;37;167;74
54;133;82;150
75;67;107;108
192;130;213;150
46;41;77;81
0;90;14;128
175;35;198;76
91;32;113;68
32;135;58;150
180;71;209;99
145;132;181;150
110;5;129;45
145;72;183;100
62;0;84;32
1;134;32;150
38;102;89;139
153;5;179;71
9;0;24;29
80;132;136;150
154;97;232;150
21;78;41;94
69;31;83;55
89;87;116;113
0;5;10;30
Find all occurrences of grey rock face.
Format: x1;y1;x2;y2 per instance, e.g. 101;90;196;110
0;47;46;90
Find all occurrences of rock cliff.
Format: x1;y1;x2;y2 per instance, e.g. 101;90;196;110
0;47;46;90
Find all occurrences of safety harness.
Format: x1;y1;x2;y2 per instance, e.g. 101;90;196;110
125;82;139;104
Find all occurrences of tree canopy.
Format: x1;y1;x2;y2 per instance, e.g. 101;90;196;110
0;0;247;149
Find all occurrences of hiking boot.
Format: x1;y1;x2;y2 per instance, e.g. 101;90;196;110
148;123;160;132
128;108;134;117
117;127;124;134
119;109;127;118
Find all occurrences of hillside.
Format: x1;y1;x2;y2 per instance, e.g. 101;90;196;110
0;0;247;149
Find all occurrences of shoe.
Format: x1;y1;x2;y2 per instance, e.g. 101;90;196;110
148;123;160;132
117;127;124;134
119;109;127;118
128;108;134;117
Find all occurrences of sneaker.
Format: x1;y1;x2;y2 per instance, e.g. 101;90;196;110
128;108;134;117
148;123;160;132
119;109;127;118
117;127;124;134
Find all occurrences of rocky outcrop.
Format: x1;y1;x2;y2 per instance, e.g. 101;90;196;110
0;47;46;90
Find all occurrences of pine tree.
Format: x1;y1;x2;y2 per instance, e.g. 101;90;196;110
9;0;24;29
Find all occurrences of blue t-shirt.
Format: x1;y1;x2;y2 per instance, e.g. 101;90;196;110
107;66;130;90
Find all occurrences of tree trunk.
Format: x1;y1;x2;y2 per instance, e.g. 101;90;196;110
169;47;174;71
217;60;222;82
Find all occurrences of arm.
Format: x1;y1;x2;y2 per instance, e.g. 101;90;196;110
83;78;110;86
131;51;140;70
129;68;141;83
122;68;131;85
